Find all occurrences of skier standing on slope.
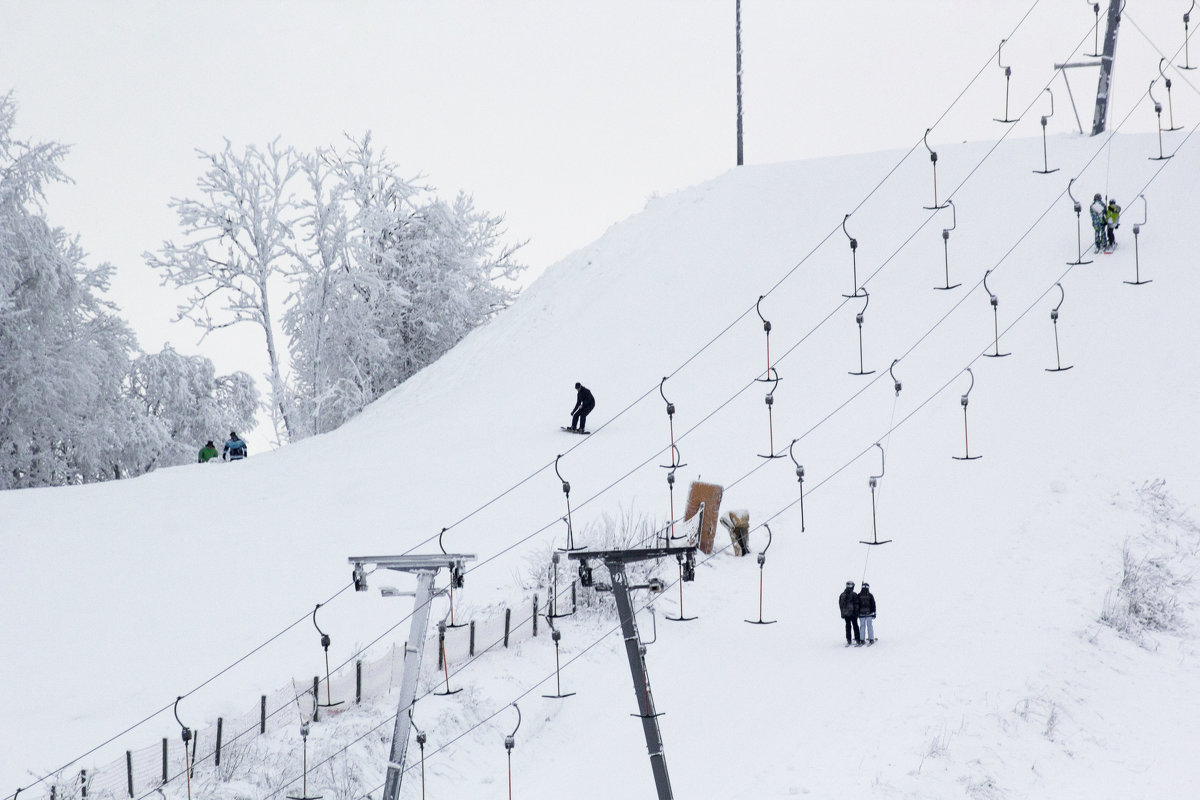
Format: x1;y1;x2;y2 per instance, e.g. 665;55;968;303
223;431;248;461
1089;193;1107;253
839;581;862;646
569;382;595;433
198;440;218;463
857;582;877;645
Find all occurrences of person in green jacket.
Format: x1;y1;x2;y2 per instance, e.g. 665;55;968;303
198;440;218;463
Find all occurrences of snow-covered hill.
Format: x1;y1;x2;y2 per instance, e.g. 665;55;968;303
4;120;1200;798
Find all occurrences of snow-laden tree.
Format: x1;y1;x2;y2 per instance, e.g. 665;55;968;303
127;346;258;466
282;135;525;436
145;139;301;440
0;94;149;487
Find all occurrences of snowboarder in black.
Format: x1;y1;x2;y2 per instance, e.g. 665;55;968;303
223;431;248;461
569;382;595;432
857;582;877;644
839;581;862;646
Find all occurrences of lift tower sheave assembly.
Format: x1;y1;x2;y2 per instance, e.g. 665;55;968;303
346;553;476;800
569;546;697;800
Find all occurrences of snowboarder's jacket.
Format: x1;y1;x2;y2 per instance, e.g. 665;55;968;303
572;384;595;415
1089;199;1106;229
1106;200;1121;225
838;587;859;619
198;442;218;463
223;435;248;461
857;588;876;618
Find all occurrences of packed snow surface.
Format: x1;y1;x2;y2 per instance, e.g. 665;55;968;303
4;126;1200;798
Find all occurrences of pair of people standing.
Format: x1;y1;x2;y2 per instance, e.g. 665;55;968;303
838;580;877;646
1089;193;1121;253
198;432;248;463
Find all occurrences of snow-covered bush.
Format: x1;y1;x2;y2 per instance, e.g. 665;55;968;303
1099;542;1185;644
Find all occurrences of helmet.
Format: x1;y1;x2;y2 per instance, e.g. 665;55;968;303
1094;193;1102;201
862;582;870;590
230;431;237;438
574;382;581;389
846;580;855;588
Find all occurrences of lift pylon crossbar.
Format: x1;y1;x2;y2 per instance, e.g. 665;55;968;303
348;554;476;571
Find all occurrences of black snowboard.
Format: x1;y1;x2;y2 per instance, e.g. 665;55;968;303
561;427;591;435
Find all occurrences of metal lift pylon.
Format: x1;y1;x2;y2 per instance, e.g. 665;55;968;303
569;546;696;800
346;552;476;800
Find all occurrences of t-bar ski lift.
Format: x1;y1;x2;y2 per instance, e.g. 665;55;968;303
345;551;476;800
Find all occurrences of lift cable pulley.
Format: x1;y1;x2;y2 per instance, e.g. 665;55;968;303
935;200;961;290
438;528;468;627
841;214;866;298
312;603;344;707
952;367;982;461
745;523;778;624
860;443;893;546
1034;88;1060;174
848;289;875;376
1066;178;1094;265
554;455;585;551
982;269;1011;358
1045;282;1074;372
1125;194;1152;286
1149;79;1174;161
1183;1;1198;70
994;39;1020;123
788;439;807;533
756;367;786;459
541;615;577;699
922;128;949;210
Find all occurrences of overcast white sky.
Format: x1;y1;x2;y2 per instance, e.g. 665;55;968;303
1;1;1184;440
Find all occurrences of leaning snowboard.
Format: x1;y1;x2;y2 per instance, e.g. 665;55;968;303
561;427;591;435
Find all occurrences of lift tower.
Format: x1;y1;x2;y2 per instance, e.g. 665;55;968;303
346;553;475;800
569;545;697;800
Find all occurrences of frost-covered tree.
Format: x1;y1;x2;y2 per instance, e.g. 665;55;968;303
0;94;149;488
145;139;301;439
282;135;525;436
127;346;258;466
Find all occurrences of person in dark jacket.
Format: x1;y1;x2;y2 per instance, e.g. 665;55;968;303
569;382;596;432
198;440;218;463
857;582;877;645
223;431;248;461
839;580;862;646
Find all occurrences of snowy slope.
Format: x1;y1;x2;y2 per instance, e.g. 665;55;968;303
4;124;1200;799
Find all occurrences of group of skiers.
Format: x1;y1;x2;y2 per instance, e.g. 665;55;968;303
1089;193;1122;254
838;580;877;646
198;432;248;463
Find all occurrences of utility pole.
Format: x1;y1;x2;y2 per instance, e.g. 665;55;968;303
569;545;697;800
346;553;475;800
1091;0;1123;135
736;0;744;165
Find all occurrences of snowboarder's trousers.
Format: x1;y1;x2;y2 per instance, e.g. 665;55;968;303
572;401;594;432
844;616;860;644
859;616;875;641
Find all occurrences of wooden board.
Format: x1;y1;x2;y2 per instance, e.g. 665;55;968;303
684;481;724;554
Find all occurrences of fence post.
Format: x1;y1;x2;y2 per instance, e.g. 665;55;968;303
356;659;363;704
215;718;223;768
503;607;512;647
161;738;168;783
533;594;539;637
126;750;134;798
572;580;577;612
260;695;267;734
469;620;476;656
437;624;445;669
313;676;321;722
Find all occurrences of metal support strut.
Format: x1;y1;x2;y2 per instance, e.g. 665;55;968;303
555;455;585;551
860;443;893;546
788;440;806;533
568;547;696;800
1149;79;1174;161
1182;2;1198;70
746;524;778;624
994;39;1020;123
1034;89;1060;174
